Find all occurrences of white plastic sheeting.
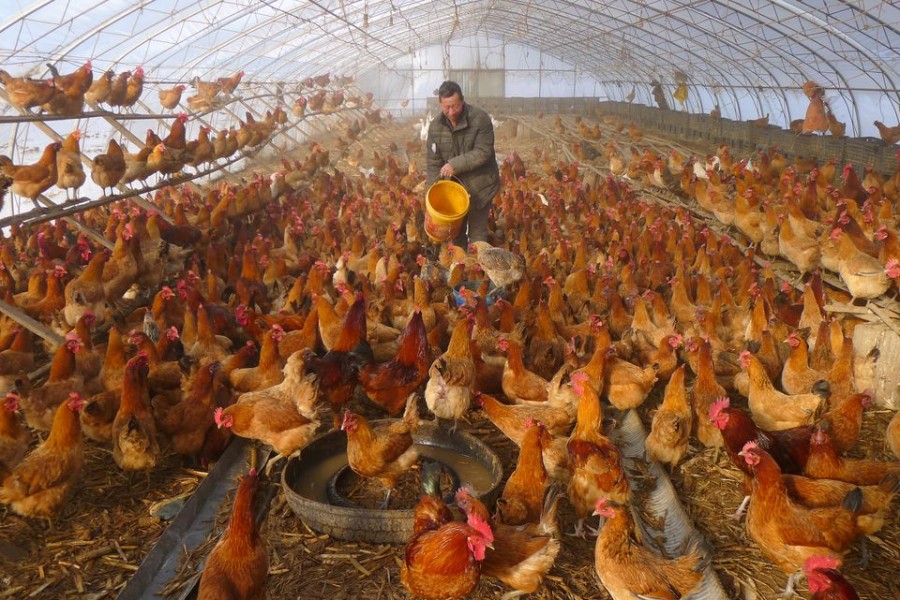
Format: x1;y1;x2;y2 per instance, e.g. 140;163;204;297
1;0;898;143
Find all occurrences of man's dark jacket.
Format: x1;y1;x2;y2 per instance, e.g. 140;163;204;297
426;103;500;209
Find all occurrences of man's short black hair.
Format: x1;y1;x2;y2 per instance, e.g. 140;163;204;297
438;80;464;101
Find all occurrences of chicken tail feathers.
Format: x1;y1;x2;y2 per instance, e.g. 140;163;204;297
878;471;900;495
421;461;442;498
540;483;563;537
841;487;864;514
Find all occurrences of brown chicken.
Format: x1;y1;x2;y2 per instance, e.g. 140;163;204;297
43;61;92;116
2;142;61;203
593;498;706;599
567;372;629;537
85;69;113;105
56;129;86;200
197;468;268;600
739;441;870;596
112;353;161;471
646;364;692;467
0;70;55;110
90;138;126;196
357;309;430;416
342;394;420;508
0;328;35;392
0;393;85;518
216;351;320;471
456;486;561;598
425;313;475;431
888;410;900;460
153;361;221;457
0;392;30;481
496;419;547;525
499;332;550;404
229;324;284;392
741;350;825;431
306;292;370;427
603;347;658;410
17;331;84;430
63;249;110;327
874;120;900;145
805;428;900;486
158;85;186;111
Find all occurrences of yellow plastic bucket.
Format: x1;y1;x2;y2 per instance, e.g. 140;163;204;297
424;179;470;243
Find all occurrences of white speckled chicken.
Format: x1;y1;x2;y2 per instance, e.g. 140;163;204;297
470;241;525;297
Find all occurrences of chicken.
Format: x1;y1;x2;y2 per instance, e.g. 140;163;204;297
476;391;572;444
1;141;61;203
217;71;245;95
424;313;475;431
401;501;492;600
90;138;126;196
497;419;547;526
738;441;870;597
0;393;85;518
741;350;825;431
496;332;548;406
153;361;221;457
688;338;726;448
357;309;430;416
216;351;320;471
122;67;144;108
802;87;829;134
158;85;186;111
102;223;139;302
470;241;525;298
229;324;284;392
567;372;629;537
79;388;120;443
873;120;900;145
887;410;900;460
0;70;55;110
197;468;268;600
781;330;828;395
836;232;891;300
17;331;84;431
0;328;35;392
0;392;30;481
804;556;860;600
43;61;92;116
306;292;370;428
85;69;114;105
805;428;900;486
341;393;419;508
603;348;658;410
646;364;692;467
55;129;86;200
63;249;109;327
456;486;561;599
593;498;706;599
112;353;161;471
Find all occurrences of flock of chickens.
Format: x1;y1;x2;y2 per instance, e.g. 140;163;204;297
0;87;899;599
0;63;371;211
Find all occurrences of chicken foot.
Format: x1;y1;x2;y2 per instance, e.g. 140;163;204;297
777;571;801;599
731;494;750;521
567;517;599;539
380;488;394;510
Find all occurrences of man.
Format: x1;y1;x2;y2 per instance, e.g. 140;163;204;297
425;81;500;247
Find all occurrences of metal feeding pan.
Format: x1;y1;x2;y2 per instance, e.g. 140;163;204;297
281;420;503;544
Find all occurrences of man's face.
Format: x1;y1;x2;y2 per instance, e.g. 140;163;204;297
439;93;463;123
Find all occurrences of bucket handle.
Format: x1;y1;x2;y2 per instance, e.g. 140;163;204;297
440;174;466;187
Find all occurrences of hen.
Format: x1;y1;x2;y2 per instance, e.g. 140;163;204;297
0;70;55;110
456;486;561;599
0;393;84;518
0;392;30;481
90;138;126;196
645;364;692;467
593;498;706;599
567;372;630;537
55;129;86;200
357;309;430;416
804;428;900;486
153;361;221;458
341;393;419;508
2;141;61;203
216;351;320;472
741;350;825;431
197;468;268;600
425;313;475;432
496;418;547;526
499;331;550;404
112;353;161;471
470;241;525;298
739;441;870;596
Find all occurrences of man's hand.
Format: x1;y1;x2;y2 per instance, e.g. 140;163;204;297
440;163;455;178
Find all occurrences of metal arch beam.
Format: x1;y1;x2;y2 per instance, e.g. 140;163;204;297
703;0;862;135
